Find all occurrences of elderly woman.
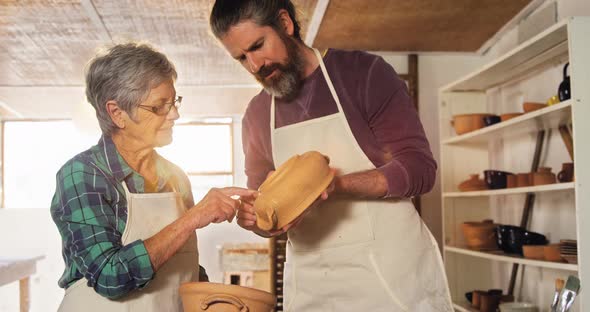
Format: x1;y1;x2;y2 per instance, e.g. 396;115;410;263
51;43;254;311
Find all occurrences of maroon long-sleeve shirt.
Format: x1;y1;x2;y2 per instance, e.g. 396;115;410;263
242;49;436;198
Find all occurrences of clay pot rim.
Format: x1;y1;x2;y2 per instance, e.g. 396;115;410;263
255;152;334;231
179;282;276;304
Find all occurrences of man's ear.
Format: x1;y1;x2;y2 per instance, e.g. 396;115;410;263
106;100;126;129
277;9;295;37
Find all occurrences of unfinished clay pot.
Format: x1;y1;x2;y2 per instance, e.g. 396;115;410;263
452;113;493;135
458;174;488;192
532;167;556;186
254;151;334;231
179;282;276;312
462;220;498;251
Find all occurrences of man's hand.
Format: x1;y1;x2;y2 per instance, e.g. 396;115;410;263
236;168;337;237
189;187;257;229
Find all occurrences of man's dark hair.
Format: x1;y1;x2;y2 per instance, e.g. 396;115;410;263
210;0;302;41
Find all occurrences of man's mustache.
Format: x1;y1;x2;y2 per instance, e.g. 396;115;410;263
255;63;281;80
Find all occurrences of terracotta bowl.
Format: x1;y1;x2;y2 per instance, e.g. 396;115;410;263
522;245;545;260
462;220;498;251
452;114;493;135
523;102;547;113
500;113;524;122
458;174;488;192
532;167;556;186
254;151;334;231
179;282;276;312
543;244;564;262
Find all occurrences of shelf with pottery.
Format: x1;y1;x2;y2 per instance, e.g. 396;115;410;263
442;99;572;145
443;181;574;198
444;245;578;272
440;17;589;311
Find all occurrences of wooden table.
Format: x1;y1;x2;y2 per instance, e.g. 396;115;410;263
0;256;44;312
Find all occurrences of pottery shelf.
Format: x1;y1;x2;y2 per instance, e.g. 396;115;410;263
443;182;575;198
442;100;572;145
440;17;590;311
453;302;478;312
441;19;568;92
445;246;578;272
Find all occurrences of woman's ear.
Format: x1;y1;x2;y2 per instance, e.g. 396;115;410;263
106;100;126;129
277;9;294;37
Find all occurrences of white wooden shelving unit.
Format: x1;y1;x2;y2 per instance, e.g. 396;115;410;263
439;17;589;311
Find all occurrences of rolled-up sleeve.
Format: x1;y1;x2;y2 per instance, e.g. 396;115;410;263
51;160;154;299
364;57;437;198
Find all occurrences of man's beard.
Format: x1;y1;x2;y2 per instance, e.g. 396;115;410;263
254;34;306;102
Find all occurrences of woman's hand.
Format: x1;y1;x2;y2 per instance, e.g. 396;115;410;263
189;187;257;229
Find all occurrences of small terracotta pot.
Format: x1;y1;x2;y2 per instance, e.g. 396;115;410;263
516;173;532;187
522;245;545;260
557;162;574;183
506;175;517;188
462;220;498;251
500;113;524;121
179;282;276;312
523;102;547;113
480;293;501;312
472;290;486;309
544;244;564;262
452;113;493;135
532;167;556;186
458;174;488;192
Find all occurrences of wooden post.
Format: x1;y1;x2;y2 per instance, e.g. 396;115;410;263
19;277;30;312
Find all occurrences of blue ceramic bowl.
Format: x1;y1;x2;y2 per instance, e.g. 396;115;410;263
483;115;501;127
484;170;514;189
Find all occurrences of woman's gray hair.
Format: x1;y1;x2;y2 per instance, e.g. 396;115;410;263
85;42;177;136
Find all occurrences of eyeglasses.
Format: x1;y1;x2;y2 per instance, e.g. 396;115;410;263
138;96;183;116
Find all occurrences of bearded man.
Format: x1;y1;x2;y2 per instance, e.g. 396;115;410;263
210;1;453;311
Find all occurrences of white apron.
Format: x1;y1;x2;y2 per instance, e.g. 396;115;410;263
58;182;199;312
272;49;453;312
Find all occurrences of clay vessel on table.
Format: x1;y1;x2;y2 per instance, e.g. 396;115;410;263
557;162;574;183
452;113;493;135
462;220;498;251
532;167;556;186
506;175;517;188
523;102;547;113
254;151;334;231
458;174;488;192
179;282;276;312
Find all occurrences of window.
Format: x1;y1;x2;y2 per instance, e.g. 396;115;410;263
2;120;97;208
157;121;234;201
2;119;234;208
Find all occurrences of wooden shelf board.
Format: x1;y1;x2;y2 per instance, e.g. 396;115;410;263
443;100;572;145
444;245;578;271
444;182;575;197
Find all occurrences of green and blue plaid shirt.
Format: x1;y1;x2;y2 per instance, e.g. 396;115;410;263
51;135;195;299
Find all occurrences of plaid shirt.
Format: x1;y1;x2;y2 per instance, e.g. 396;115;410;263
51;135;196;299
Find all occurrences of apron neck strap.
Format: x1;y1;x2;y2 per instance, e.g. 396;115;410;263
271;48;344;131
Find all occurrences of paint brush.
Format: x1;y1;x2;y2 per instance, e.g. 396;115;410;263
556;275;581;312
551;278;564;312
